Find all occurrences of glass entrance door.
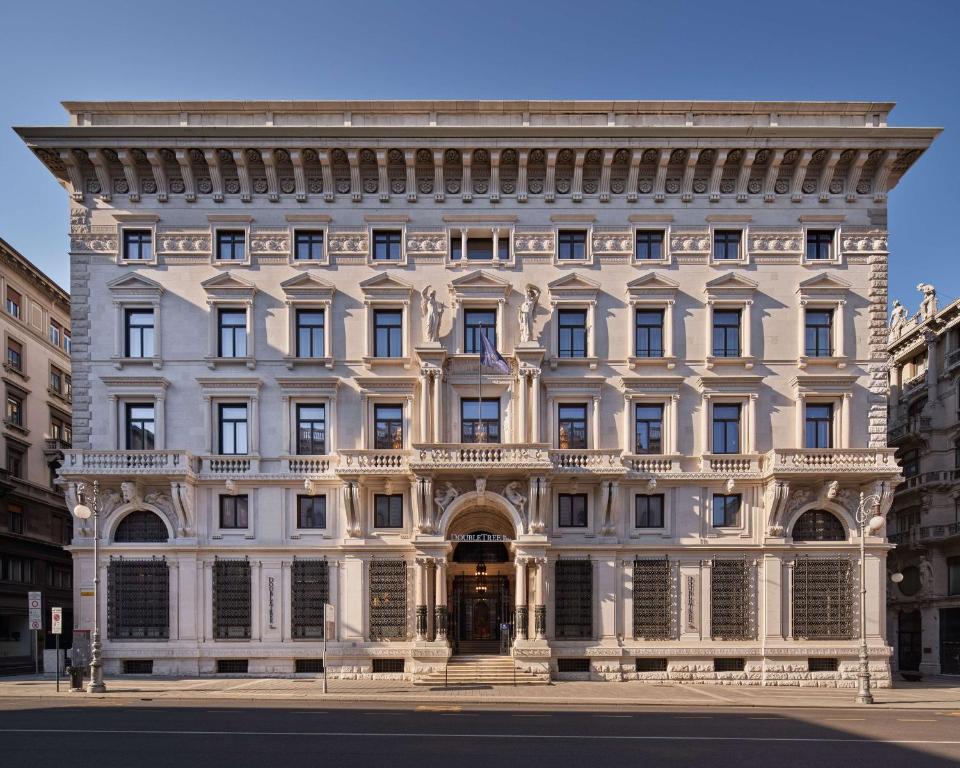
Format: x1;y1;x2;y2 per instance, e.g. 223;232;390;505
450;575;511;651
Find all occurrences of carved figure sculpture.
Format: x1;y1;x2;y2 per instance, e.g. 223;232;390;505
420;285;444;343
918;556;935;595
889;299;908;340
518;285;541;344
120;481;139;504
434;482;459;513
918;283;938;321
504;481;528;523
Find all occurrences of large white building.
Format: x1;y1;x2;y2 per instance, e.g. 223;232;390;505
17;100;937;684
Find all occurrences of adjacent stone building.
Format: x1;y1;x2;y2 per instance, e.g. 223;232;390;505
0;236;72;674
17;100;937;684
887;287;960;675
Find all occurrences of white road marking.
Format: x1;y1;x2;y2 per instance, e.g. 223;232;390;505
897;719;937;722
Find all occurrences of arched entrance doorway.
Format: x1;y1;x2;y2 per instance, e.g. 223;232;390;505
450;534;511;654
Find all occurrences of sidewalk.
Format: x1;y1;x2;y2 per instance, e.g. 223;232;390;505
3;675;960;710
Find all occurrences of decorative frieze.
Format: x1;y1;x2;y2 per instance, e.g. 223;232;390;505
405;231;447;256
513;231;554;255
327;230;368;255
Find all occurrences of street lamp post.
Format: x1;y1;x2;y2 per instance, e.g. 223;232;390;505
72;480;106;693
855;491;885;705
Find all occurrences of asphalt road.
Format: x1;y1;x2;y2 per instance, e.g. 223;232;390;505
2;698;960;768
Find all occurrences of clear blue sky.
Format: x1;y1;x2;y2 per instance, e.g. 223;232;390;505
0;0;956;311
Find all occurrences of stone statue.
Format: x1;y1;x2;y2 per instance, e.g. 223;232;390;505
518;285;541;344
504;481;528;522
918;556;935;595
889;299;908;340
918;283;938;321
420;284;444;343
434;482;459;513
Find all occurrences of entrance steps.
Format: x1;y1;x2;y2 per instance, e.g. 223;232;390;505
454;640;502;655
415;654;548;686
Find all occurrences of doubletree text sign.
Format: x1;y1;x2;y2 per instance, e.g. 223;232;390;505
28;592;42;631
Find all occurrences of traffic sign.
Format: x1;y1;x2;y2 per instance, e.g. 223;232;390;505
51;607;63;635
28;592;41;631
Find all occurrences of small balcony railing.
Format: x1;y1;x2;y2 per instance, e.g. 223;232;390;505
337;449;410;474
699;453;763;475
918;522;960;542
767;448;899;475
548;449;626;474
622;454;678;474
409;443;551;472
888;416;931;443
200;455;258;474
284;455;336;475
62;449;197;475
901;372;927;400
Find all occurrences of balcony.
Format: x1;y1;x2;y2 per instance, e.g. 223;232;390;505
548;449;626;475
699;453;763;475
622;454;679;475
61;449;197;477
336;449;410;475
947;348;960;373
284;455;336;476
897;469;958;494
766;448;900;477
918;522;960;543
409;443;552;474
901;372;927;400
199;455;259;474
888;416;931;444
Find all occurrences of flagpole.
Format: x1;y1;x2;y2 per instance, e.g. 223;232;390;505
477;325;483;442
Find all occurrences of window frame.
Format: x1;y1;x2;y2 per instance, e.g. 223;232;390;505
5;285;22;320
557;403;588;449
5;336;24;373
296;494;327;530
711;402;742;454
373;493;404;529
711;228;744;263
218;494;249;530
125;402;156;451
804;308;834;358
372;307;404;359
293;228;326;263
295;403;327;455
557;492;589;528
370;228;404;263
460;397;501;444
218;403;249;456
295;307;326;358
373;403;405;450
711;308;742;358
711;493;742;528
217;307;249;359
214;228;248;263
124;307;156;359
121;228;155;263
804;228;837;263
634;228;667;263
556;228;589;262
557;307;588;359
634;307;665;359
463;307;498;354
634;402;665;455
634;494;666;529
804;402;834;449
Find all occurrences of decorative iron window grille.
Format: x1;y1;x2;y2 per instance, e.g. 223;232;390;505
122;659;154;674
792;557;854;640
635;657;668;672
369;560;407;640
113;511;169;543
107;557;169;640
292;559;329;639
372;658;405;673
633;557;675;640
710;558;755;640
554;559;593;639
792;510;845;542
213;558;251;640
714;657;745;672
216;659;248;674
557;657;590;672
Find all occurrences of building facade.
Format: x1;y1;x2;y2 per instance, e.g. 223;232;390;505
18;100;937;684
887;289;960;675
0;236;73;674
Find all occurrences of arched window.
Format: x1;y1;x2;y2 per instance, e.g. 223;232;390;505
792;509;845;542
114;510;169;543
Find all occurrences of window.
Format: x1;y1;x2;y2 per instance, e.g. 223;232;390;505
374;404;403;449
213;559;251;639
710;559;754;640
464;308;496;354
635;495;665;528
806;230;834;261
6;445;24;479
901;447;920;478
6;287;21;319
294;230;324;261
123;229;153;261
712;404;741;453
634;404;664;454
64;375;72;400
219;405;248;455
368;560;407;639
372;230;402;261
557;404;587;449
557;230;587;261
6;339;22;371
451;236;498;261
125;309;155;358
51;415;72;446
636;230;665;261
216;230;246;261
49;321;61;347
63;331;71;354
297;495;327;529
295;309;325;358
554;560;592;639
374;494;403;528
218;309;247;358
373;309;403;358
792;558;853;640
6;393;23;427
296;404;326;455
292;560;329;638
712;310;741;357
804;309;833;357
461;398;500;443
792;510;845;542
114;510;168;542
8;505;23;535
948;557;960;596
108;559;169;640
712;494;741;527
125;403;155;450
50;367;63;394
634;310;664;358
804;403;833;449
219;495;249;529
558;493;588;527
713;229;742;260
557;309;588;358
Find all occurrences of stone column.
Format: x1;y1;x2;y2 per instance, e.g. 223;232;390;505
534;557;546;640
518;370;528;444
432;371;442;442
434;558;448;640
530;371;541;442
514;557;528;639
419;370;430;443
925;329;939;402
415;557;427;640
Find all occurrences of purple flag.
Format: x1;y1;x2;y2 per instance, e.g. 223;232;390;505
479;332;510;374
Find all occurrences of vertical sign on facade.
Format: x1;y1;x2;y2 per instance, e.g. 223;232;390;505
685;576;698;633
267;577;276;629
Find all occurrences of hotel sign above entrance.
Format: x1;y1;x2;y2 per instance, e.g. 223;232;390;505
450;533;510;542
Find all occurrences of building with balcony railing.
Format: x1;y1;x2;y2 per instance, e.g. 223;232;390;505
887;290;960;676
0;236;73;674
18;99;936;684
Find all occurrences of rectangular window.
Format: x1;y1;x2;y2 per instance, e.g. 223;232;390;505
296;404;326;455
64;375;72;401
712;404;741;454
558;493;588;527
63;331;71;354
635;495;665;528
297;495;327;529
554;560;592;639
49;321;61;347
710;559;753;640
374;404;404;449
51;415;72;447
806;229;834;261
805;403;833;449
373;309;403;358
635;230;665;261
633;558;673;640
216;230;246;261
108;558;169;640
219;495;249;529
634;404;663;454
713;229;742;261
292;559;329;639
792;557;854;640
712;309;741;357
219;404;248;455
557;230;587;261
125;308;155;358
6;393;23;427
804;309;833;357
635;310;664;358
372;230;402;261
368;560;407;639
218;309;247;358
557;404;587;449
6;339;22;371
463;308;496;354
6;446;24;479
557;309;588;358
712;494;742;527
213;559;251;639
125;403;156;450
461;398;500;443
294;230;324;261
454;237;494;261
902;448;920;478
374;494;404;528
123;229;153;261
50;367;63;394
948;557;960;596
6;287;21;319
296;309;325;358
8;505;23;535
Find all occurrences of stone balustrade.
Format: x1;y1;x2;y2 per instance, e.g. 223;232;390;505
337;449;410;474
767;448;899;475
284;455;336;475
61;449;197;476
409;443;552;473
200;455;257;474
699;454;763;475
622;454;678;474
548;449;626;474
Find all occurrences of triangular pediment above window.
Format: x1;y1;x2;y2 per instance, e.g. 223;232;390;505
797;273;852;294
280;273;336;300
449;269;512;300
704;272;759;293
200;271;257;295
107;273;164;295
626;273;679;299
548;272;601;293
358;272;414;296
